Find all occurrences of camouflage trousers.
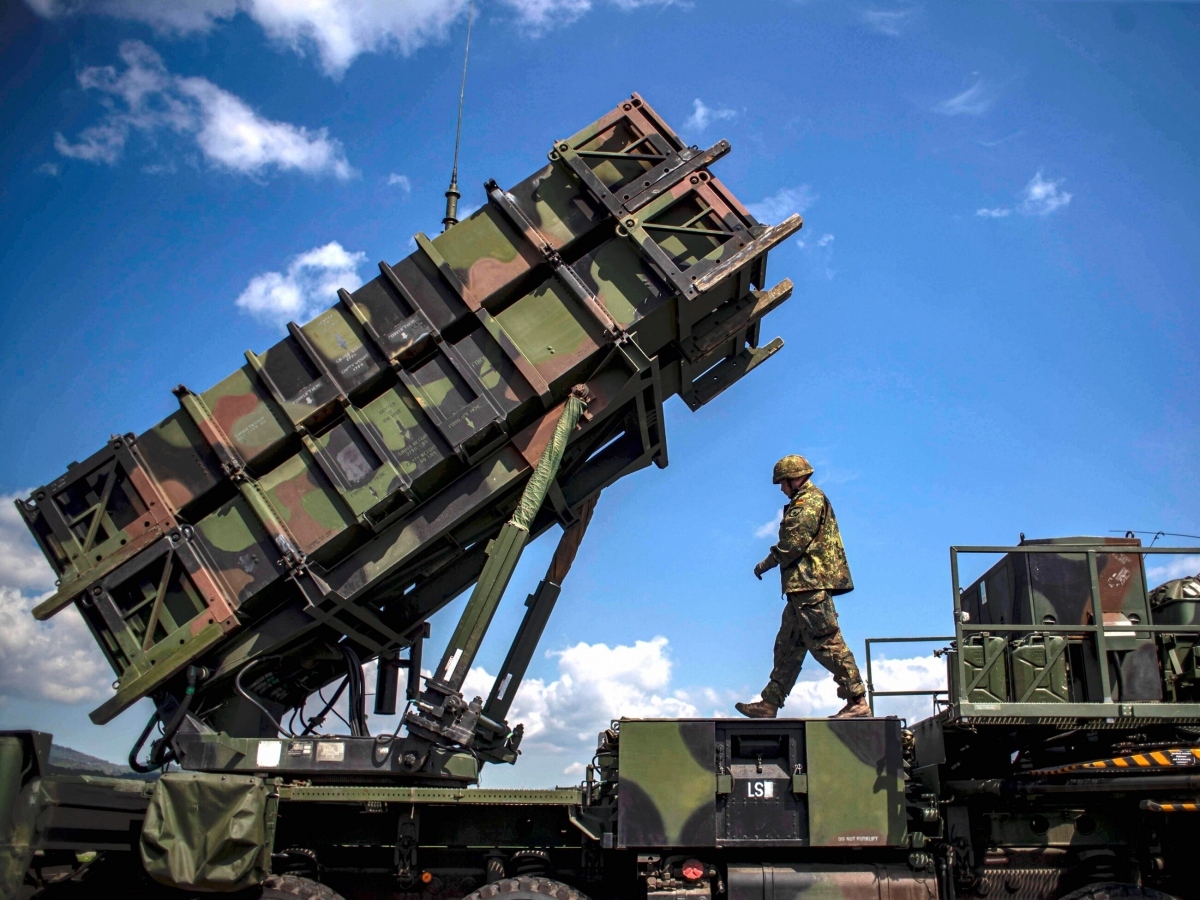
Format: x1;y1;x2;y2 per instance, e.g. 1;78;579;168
761;590;864;708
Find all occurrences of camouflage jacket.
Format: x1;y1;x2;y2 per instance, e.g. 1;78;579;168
770;481;854;595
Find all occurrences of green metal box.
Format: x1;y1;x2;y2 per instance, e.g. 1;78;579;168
615;718;905;850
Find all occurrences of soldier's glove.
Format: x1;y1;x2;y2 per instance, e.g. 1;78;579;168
754;554;778;580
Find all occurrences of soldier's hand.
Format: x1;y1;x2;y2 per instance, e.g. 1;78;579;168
753;555;776;580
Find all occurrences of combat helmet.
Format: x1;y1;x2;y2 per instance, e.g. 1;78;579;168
772;454;814;484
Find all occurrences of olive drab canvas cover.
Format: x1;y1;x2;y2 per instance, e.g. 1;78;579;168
141;772;276;891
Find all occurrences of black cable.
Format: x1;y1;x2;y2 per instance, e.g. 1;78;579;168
301;677;348;736
340;644;370;737
129;711;161;774
319;686;354;732
129;665;205;772
234;657;293;738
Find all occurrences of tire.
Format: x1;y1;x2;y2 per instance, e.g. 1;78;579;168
465;876;592;900
1058;884;1179;900
258;874;346;900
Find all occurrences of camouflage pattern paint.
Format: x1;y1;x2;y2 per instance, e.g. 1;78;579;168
19;92;798;727
616;718;906;850
805;719;906;848
192;496;281;603
137;410;223;511
198;366;291;466
435;205;542;303
572;238;666;329
506;163;602;251
360;386;452;480
298;306;381;393
257;452;355;557
616;720;716;848
494;279;604;375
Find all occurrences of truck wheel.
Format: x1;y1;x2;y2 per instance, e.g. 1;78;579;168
465;876;592;900
258;874;346;900
1059;884;1178;900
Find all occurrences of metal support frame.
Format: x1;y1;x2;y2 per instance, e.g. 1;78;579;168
947;544;1200;722
403;389;589;755
864;636;953;716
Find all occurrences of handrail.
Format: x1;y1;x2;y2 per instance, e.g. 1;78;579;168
864;636;953;716
949;544;1198;709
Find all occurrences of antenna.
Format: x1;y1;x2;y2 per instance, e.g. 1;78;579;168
443;0;475;232
1109;530;1200;545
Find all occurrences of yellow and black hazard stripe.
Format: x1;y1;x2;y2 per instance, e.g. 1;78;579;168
1032;746;1200;776
1140;800;1200;813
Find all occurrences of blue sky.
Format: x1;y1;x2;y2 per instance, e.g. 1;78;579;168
1;0;1198;785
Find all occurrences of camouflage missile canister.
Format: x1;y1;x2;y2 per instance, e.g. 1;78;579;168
17;94;800;727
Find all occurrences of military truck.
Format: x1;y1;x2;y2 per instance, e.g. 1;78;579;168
6;543;1200;900
4;94;1200;900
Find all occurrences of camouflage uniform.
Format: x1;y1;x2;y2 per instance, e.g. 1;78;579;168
760;481;864;708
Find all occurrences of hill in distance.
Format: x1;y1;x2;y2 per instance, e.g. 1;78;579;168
49;743;158;781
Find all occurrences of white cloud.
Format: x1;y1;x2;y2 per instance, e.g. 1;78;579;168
55;123;128;164
28;0;681;76
978;130;1023;148
35;161;60;176
0;493;112;705
53;40;353;178
934;76;993;117
180;77;353;178
387;173;412;196
500;0;592;30
500;0;680;33
683;98;736;134
236;241;366;326
243;0;469;76
27;0;466;76
746;185;816;225
462;636;697;759
27;0;239;32
1147;555;1200;586
859;7;914;37
1019;170;1072;216
865;654;946;722
754;510;782;540
974;170;1072;220
794;231;837;281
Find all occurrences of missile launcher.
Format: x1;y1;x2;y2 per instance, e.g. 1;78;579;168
17;94;799;782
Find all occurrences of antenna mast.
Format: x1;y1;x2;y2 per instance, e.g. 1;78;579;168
443;0;475;232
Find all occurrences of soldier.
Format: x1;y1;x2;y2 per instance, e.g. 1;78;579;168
736;454;870;719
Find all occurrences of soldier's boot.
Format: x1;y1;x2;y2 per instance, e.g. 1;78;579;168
832;696;871;719
735;700;778;719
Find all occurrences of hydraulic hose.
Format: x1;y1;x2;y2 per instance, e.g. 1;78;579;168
234;657;294;738
341;643;370;737
129;665;206;772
